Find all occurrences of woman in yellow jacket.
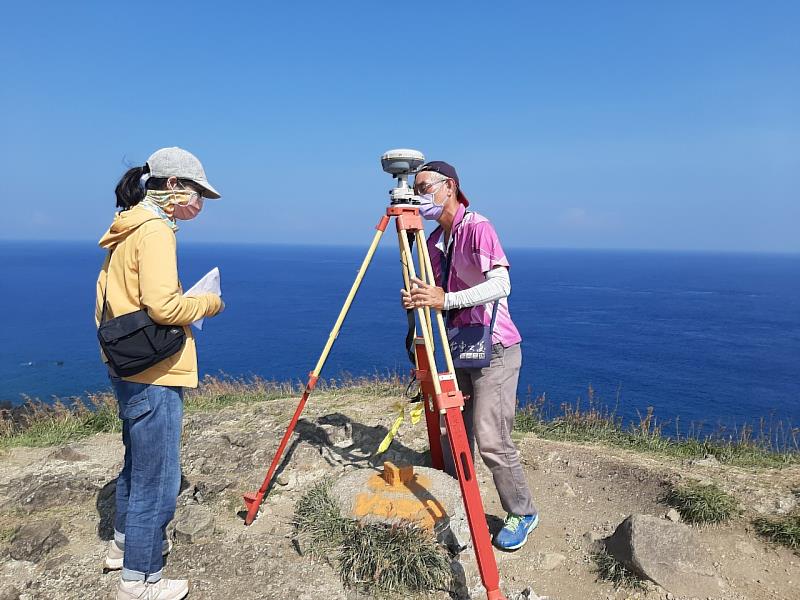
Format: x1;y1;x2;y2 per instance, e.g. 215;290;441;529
96;147;223;600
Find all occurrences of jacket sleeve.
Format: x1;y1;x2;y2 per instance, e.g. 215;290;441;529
137;226;222;326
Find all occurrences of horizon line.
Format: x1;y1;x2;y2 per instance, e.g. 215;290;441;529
1;238;799;257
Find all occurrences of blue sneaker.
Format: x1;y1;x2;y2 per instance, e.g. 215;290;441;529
493;512;539;551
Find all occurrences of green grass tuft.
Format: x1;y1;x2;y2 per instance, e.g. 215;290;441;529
293;479;452;595
663;482;740;525
592;549;647;590
753;512;800;553
292;478;353;559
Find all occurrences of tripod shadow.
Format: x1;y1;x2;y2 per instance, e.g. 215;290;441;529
96;474;192;541
241;412;430;512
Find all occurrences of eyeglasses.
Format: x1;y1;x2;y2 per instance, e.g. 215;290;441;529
413;178;448;195
176;181;202;203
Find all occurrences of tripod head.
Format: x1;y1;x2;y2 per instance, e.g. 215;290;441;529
381;148;425;205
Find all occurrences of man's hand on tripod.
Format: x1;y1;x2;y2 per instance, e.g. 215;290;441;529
401;277;445;310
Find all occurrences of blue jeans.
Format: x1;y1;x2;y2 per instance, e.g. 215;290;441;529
110;376;184;583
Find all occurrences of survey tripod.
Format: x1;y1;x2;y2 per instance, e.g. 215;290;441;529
243;203;508;600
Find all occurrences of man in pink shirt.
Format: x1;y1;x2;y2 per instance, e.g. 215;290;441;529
401;160;539;551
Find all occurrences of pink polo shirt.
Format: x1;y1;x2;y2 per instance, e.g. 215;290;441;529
427;204;522;348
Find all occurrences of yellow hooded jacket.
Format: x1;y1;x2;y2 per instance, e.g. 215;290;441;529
95;205;222;387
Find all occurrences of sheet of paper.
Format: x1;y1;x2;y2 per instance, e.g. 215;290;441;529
183;267;221;330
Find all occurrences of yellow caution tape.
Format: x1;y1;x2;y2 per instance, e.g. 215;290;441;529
410;401;424;425
375;400;425;455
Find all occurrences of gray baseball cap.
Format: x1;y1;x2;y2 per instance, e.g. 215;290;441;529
146;147;221;199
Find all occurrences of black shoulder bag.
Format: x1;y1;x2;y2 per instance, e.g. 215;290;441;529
97;251;186;377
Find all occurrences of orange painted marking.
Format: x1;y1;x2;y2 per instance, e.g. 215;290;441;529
352;462;448;530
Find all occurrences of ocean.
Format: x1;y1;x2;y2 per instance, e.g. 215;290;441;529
1;241;798;438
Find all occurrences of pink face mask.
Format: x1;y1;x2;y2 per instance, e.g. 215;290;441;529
173;196;204;220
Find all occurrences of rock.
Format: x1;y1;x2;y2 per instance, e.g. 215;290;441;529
14;473;99;514
173;505;215;543
665;508;682;523
0;586;21;600
604;514;724;598
775;494;797;514
331;464;470;554
317;414;354;448
508;587;545;600
48;446;88;462
536;552;566;571
193;479;233;503
562;482;577;497
690;454;720;467
9;521;69;563
220;431;257;448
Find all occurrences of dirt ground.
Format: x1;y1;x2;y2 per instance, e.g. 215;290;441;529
1;392;798;600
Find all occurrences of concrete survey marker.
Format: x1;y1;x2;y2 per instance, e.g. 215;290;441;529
332;461;471;552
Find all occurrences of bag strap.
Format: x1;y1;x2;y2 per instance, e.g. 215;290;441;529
488;299;499;335
441;212;499;333
100;249;113;324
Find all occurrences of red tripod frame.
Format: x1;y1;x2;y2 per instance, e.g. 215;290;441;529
243;206;506;600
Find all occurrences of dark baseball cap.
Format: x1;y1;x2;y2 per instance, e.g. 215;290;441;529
417;160;470;207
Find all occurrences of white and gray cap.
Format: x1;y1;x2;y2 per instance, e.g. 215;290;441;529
146;147;221;199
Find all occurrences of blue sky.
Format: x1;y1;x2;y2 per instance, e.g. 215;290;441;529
1;1;798;251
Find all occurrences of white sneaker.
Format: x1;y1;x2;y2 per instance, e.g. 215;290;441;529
116;577;189;600
104;539;173;571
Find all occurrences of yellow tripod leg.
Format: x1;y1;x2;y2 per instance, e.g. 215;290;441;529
417;230;458;379
414;234;435;343
399;231;443;396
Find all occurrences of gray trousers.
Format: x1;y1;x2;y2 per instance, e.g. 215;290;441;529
441;343;538;516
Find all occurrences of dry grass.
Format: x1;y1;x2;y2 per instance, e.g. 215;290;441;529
514;385;800;468
0;393;121;449
0;373;406;450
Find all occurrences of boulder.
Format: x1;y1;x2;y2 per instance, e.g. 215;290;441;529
331;463;470;554
9;521;69;563
604;514;723;598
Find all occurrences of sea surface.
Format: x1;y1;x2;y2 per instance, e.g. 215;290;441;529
1;241;798;439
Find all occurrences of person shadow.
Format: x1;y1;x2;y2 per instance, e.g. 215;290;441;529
96;474;193;542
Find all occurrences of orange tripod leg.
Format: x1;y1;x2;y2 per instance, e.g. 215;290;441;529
414;337;444;470
438;390;505;600
399;228;506;600
243;374;318;524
